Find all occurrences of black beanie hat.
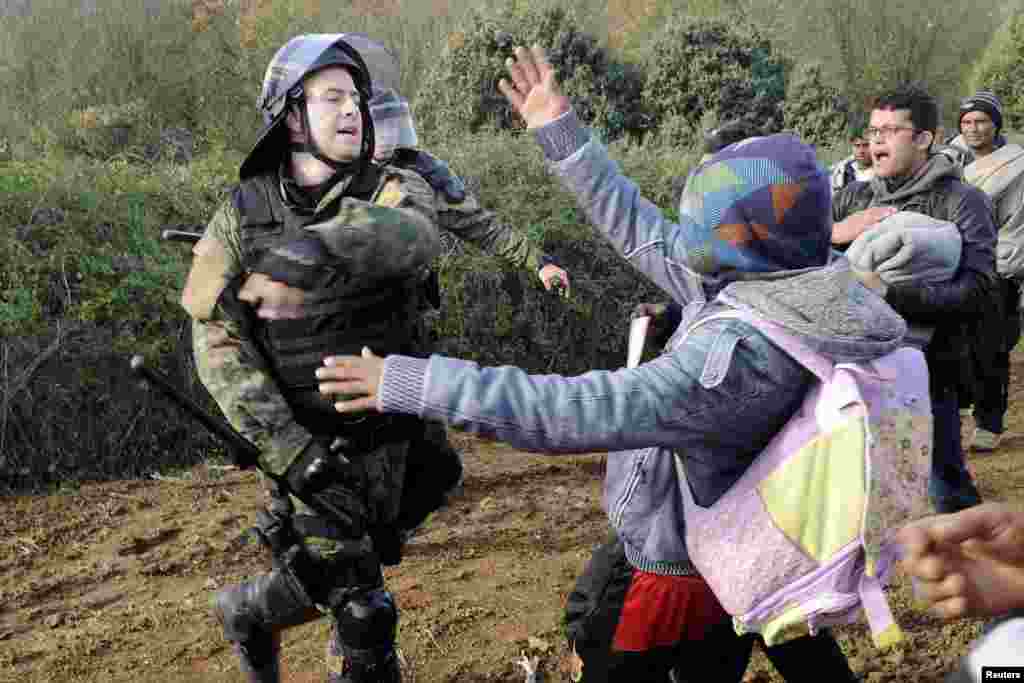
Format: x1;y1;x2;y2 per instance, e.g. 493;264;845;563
959;91;1003;132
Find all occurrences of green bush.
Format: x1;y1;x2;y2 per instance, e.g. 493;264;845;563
782;62;850;147
415;3;649;142
0;151;234;338
640;14;789;144
0;151;234;490
969;12;1024;132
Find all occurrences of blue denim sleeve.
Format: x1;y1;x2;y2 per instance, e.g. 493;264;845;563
536;111;707;307
380;319;809;459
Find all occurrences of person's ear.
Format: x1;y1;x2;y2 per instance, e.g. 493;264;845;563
285;105;305;140
913;129;934;151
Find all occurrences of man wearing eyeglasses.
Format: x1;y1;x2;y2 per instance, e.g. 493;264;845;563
831;84;998;515
947;91;1024;454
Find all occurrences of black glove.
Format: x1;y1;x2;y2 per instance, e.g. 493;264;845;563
250;235;339;291
394;148;466;203
284;442;367;536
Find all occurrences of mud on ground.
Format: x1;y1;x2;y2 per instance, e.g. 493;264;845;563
3;385;1024;682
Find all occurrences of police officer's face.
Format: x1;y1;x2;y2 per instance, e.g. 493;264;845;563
300;66;364;163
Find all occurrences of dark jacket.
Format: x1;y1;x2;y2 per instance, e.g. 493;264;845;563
833;154;998;388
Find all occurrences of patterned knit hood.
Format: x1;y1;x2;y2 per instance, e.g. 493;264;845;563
679;134;906;363
679;133;833;278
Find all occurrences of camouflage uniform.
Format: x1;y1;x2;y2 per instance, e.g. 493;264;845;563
369;89;551;272
186;164;439;538
181;34;441;683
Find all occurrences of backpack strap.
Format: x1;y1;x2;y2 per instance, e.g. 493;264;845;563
860;573;903;649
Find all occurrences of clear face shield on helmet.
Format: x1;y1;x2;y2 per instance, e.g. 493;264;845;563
337;34;419;162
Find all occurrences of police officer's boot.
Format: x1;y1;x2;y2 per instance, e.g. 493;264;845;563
326;589;401;683
214;566;319;683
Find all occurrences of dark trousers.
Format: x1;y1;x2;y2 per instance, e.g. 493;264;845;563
684;621;855;683
395;419;463;533
973;278;1022;434
929;381;983;514
576;624;853;683
565;534;857;683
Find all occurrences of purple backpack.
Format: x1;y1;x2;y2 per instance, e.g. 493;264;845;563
679;309;933;648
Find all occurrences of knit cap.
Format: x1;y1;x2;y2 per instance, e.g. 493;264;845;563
678;133;832;275
959;90;1003;132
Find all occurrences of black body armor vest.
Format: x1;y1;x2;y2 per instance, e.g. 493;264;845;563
233;170;424;436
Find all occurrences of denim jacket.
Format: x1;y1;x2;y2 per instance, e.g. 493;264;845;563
378;111;906;574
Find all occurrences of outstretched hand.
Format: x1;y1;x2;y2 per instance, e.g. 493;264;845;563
497;45;571;130
316;347;385;414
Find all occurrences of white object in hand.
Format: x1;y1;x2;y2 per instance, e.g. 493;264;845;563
627;316;651;369
514;652;542;683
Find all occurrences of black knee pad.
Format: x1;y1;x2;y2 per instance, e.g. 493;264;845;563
334;589;398;652
215;566;312;643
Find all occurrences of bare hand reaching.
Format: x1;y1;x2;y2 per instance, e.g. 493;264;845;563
497;45;571;130
896;503;1024;619
316;347;385;414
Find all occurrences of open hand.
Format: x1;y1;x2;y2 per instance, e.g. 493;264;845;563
316;347;385;414
539;263;570;296
497;45;571;130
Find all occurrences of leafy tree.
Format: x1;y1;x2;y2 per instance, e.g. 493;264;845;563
728;0;1005;123
969;11;1024;132
782;61;850;146
640;14;788;143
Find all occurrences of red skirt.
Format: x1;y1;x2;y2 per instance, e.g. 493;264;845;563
612;571;730;652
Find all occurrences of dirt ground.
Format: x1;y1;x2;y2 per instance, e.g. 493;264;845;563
3;359;1024;683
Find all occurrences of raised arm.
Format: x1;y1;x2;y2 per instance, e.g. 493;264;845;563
498;45;703;305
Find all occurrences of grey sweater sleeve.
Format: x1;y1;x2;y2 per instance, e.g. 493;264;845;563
529;110;707;306
532;109;592;161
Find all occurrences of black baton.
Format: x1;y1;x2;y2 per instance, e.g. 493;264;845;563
129;355;265;473
161;229;203;244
